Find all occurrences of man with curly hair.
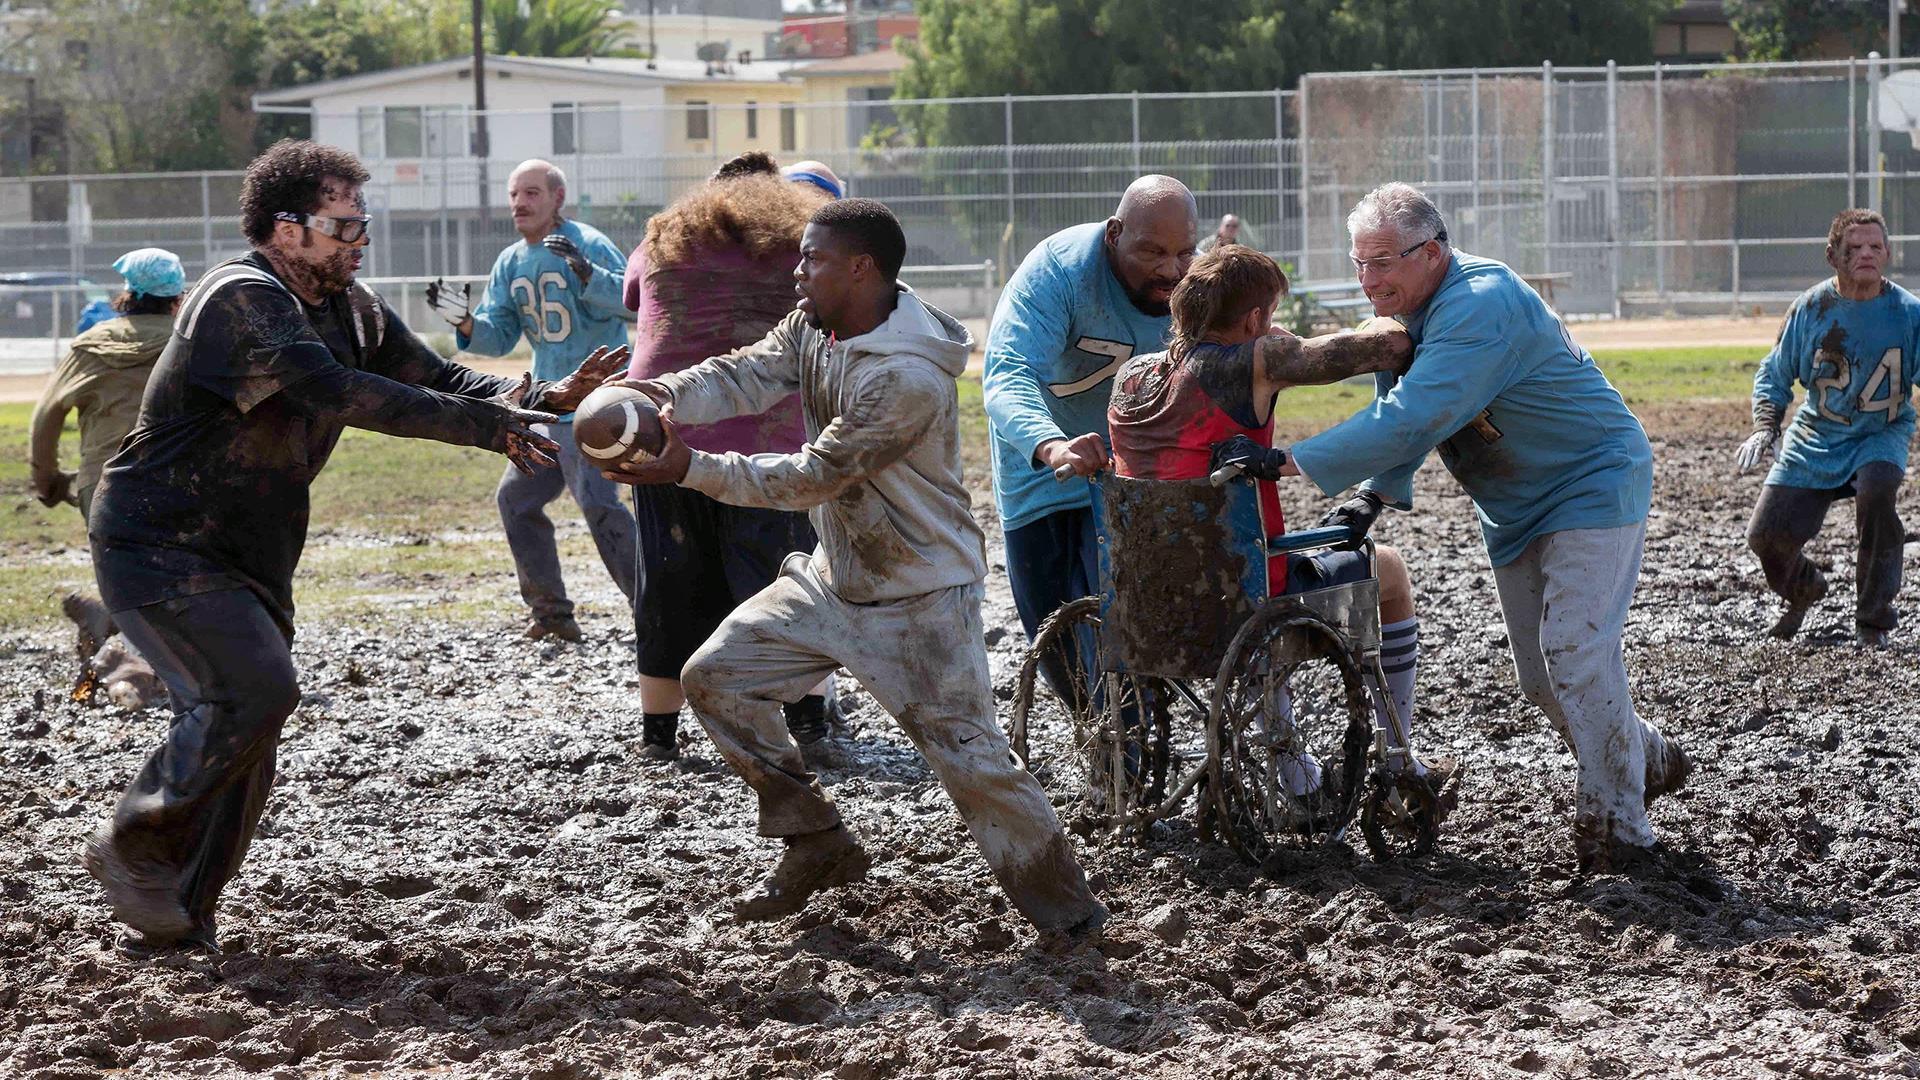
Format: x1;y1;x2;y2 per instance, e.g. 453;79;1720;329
83;139;624;953
620;151;836;762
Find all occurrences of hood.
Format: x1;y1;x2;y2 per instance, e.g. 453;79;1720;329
840;285;973;377
71;313;173;368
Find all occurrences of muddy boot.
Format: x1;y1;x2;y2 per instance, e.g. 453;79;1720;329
83;829;193;942
734;825;872;923
62;592;115;661
1857;624;1892;648
525;614;584;643
639;712;679;762
1767;572;1827;640
116;924;220;959
1572;812;1612;876
1643;739;1692;809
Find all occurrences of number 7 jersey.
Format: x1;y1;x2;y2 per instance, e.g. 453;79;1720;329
1756;278;1920;490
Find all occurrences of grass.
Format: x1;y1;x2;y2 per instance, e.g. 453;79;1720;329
0;345;1762;634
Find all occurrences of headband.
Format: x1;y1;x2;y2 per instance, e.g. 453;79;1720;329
786;170;843;199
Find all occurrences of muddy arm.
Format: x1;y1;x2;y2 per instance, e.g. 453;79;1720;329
1255;323;1412;397
369;299;547;408
654;314;805;427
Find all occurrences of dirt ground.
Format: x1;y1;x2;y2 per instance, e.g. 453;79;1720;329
3;402;1919;1079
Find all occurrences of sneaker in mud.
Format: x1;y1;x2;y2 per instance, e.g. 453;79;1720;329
116;925;220;959
733;826;872;923
1571;812;1611;876
639;714;679;762
638;739;679;763
525;614;584;643
1857;624;1892;648
1643;739;1692;809
1767;575;1826;640
83;832;193;941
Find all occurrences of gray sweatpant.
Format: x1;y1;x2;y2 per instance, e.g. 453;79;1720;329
680;555;1103;931
1492;521;1673;848
496;421;639;620
1747;461;1904;632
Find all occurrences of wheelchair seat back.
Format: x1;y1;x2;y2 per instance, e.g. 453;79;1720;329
1092;472;1267;678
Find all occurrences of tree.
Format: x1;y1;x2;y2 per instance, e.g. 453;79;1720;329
486;0;636;58
1724;0;1907;61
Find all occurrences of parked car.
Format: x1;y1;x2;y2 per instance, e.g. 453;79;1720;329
0;273;111;337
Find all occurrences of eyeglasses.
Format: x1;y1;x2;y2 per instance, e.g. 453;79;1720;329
1350;231;1445;276
274;211;372;244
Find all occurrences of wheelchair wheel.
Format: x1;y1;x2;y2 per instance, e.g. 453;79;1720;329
1008;597;1170;834
1207;604;1374;868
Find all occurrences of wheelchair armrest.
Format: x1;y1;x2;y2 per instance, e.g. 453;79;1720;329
1264;525;1359;555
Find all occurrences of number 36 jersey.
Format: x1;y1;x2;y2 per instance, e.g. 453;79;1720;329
1756;278;1920;490
457;219;633;417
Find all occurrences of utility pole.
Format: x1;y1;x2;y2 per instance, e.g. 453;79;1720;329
473;0;491;224
1895;0;1905;62
647;0;657;67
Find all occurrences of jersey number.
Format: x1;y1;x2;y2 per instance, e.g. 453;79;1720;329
1813;346;1903;425
1048;337;1134;397
510;272;572;343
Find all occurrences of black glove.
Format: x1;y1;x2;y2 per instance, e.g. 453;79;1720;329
1319;490;1385;548
1209;434;1289;481
542;234;593;285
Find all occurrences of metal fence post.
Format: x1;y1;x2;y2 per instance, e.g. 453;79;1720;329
200;173;214;273
1470;70;1482;251
1298;77;1312;280
1130;90;1141;175
1655;63;1666;297
1541;61;1554;275
1849;57;1859;208
1870;52;1884;213
1003;95;1016;254
1272;87;1287;269
1606;60;1622;318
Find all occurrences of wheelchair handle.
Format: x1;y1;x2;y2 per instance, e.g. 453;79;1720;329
1266;525;1362;555
1208;462;1244;487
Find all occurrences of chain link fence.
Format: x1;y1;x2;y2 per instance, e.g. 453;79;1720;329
7;55;1920;357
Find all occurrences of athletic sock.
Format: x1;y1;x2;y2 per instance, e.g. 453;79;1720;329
642;711;679;747
1371;617;1422;774
783;695;828;745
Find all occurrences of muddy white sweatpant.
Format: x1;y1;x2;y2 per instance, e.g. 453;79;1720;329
680;555;1102;930
1491;521;1671;848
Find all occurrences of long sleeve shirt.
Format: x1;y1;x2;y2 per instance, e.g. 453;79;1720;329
1290;252;1653;567
457;219;633;410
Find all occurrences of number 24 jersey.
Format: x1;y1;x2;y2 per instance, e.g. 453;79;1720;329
1756;278;1920;490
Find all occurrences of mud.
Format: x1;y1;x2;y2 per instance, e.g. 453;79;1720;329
4;402;1920;1078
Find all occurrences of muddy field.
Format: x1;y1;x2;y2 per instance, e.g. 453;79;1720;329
3;402;1919;1078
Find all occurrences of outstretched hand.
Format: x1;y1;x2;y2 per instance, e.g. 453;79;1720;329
542;234;593;285
426;277;473;334
494;372;562;475
540;344;629;414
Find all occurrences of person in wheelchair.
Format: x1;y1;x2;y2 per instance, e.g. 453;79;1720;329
1106;244;1439;784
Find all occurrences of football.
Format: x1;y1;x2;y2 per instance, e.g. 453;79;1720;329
572;384;666;466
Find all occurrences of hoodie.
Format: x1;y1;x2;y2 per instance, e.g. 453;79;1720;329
28;313;172;497
657;285;987;604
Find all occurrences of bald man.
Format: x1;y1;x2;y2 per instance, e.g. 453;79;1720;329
1199;213;1241;254
427;159;638;641
984;175;1199;667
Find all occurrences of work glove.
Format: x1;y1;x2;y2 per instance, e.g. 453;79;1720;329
1735;399;1784;473
425;278;472;329
1319;490;1385;549
542;234;594;285
1208;434;1289;482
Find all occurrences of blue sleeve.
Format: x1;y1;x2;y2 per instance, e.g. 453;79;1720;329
1291;289;1522;499
1752;303;1803;412
983;248;1072;466
1350;371;1425;510
576;232;633;322
457;254;524;357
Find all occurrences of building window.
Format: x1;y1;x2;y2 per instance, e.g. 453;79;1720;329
385;106;424;158
780;103;796;152
746;100;758;140
358;106;383;159
686;101;709;141
553;101;621;155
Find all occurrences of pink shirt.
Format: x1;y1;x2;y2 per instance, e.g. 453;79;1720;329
623;242;807;455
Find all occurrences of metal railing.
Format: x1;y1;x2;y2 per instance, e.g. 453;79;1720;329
7;56;1920;318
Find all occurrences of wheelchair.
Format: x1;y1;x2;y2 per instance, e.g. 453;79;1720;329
1007;468;1456;869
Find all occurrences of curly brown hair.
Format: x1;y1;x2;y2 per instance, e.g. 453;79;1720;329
239;139;372;246
644;173;827;268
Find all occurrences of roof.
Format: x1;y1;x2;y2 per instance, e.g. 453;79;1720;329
786;48;912;79
252;54;806;107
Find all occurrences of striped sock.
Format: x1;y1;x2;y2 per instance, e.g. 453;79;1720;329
1371;616;1420;764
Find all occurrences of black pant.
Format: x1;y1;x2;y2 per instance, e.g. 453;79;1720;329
1004;507;1102;698
1747;461;1905;631
107;588;299;934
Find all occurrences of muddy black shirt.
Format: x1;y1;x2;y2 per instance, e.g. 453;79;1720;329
90;253;537;631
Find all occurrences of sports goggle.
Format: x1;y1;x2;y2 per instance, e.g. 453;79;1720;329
274;211;372;244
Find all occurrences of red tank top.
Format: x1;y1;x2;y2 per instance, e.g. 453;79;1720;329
1107;341;1287;594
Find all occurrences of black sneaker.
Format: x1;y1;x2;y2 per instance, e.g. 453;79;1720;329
639;714;679;762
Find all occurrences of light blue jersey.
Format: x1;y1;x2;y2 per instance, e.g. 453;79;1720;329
984;222;1173;532
458;219;633;417
1755;279;1920;491
1291;252;1653;568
